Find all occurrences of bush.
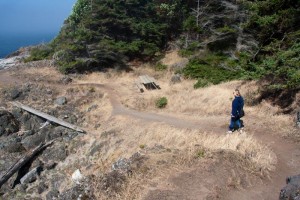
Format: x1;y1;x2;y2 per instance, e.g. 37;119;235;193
216;25;236;33
155;62;167;71
156;97;168;108
183;56;240;85
194;79;211;89
24;45;53;62
196;149;205;158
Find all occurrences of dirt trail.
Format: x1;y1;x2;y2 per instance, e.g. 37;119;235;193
1;72;299;199
79;83;300;199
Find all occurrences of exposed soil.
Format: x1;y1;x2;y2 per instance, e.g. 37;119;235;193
0;66;299;200
81;83;300;200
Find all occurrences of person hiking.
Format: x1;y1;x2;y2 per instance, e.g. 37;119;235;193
227;89;244;133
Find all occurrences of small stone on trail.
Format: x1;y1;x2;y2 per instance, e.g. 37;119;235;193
55;97;67;105
72;169;84;184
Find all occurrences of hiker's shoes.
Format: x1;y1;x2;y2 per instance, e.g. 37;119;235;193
227;128;245;134
239;128;245;134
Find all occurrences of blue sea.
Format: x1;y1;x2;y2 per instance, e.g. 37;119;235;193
0;32;57;58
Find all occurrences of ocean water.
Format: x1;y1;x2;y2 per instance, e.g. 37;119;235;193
0;32;57;58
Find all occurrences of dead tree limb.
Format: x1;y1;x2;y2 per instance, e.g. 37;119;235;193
0;140;54;188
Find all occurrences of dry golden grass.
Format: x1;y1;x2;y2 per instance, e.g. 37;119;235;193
12;65;64;84
89;116;276;199
1;52;297;199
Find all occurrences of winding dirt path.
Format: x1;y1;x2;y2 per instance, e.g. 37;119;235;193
79;83;300;199
1;72;299;199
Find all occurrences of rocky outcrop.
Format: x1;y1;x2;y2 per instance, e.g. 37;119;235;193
0;110;20;136
280;174;300;200
0;107;83;198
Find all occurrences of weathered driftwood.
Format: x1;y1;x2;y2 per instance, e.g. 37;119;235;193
0;140;54;188
11;101;85;133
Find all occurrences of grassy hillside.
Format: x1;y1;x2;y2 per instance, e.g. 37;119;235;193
26;0;299;108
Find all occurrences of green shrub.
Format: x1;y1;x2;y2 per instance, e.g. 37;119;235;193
155;62;167;71
25;45;53;62
58;59;89;74
183;56;240;85
156;97;168;108
179;49;195;57
194;79;211;89
216;25;236;33
196;149;205;158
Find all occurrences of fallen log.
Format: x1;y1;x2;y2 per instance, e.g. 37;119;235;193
0;140;54;188
11;101;85;133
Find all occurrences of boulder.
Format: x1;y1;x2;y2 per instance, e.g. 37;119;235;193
21;133;46;150
10;88;22;100
0;110;20;137
55;97;67;105
280;174;300;200
170;74;181;85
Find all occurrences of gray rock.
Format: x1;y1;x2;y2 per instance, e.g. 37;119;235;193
45;126;63;141
0;110;20;136
21;113;44;132
10;88;22;100
170;74;181;84
59;185;95;200
21;133;46;150
46;189;60;200
55;97;67;105
280;174;300;200
11;108;23;119
0;134;22;151
40;142;67;162
20;167;41;184
112;158;131;173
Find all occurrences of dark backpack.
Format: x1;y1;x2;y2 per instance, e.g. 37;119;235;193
239;108;245;118
238;97;245;118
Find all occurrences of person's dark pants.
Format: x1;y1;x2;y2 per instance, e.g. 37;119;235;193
229;117;241;131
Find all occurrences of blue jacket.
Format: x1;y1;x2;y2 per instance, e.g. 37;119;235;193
231;96;244;117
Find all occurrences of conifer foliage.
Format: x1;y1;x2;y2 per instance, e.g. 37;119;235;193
51;0;188;73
